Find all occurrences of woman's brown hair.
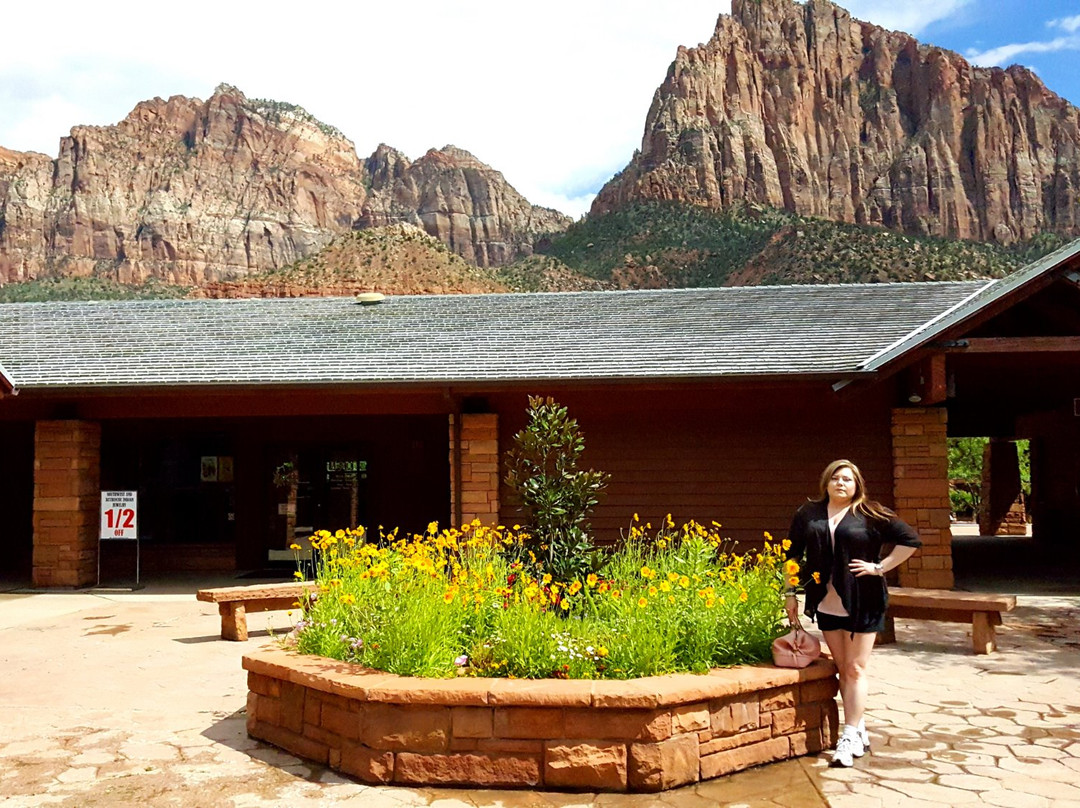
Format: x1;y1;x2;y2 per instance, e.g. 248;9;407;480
816;459;896;522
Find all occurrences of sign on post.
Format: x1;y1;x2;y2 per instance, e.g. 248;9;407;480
100;491;138;540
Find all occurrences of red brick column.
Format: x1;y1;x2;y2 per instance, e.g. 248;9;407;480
891;408;953;589
449;413;499;528
33;421;101;588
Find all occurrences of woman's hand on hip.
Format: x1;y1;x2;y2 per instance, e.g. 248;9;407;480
849;559;883;577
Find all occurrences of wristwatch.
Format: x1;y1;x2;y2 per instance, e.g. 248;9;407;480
873;562;884;576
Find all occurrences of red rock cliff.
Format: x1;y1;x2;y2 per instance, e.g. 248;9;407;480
593;0;1080;243
0;86;569;285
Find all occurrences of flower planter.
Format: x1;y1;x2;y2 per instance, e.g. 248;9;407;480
243;647;839;793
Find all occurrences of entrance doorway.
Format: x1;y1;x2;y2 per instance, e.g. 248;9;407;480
0;422;33;588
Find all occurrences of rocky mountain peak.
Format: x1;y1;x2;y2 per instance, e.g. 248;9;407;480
0;86;569;286
595;0;1080;244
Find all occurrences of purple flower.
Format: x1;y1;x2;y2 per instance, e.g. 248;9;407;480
454;654;469;667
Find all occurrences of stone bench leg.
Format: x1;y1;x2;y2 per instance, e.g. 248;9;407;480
971;612;1000;655
876;614;897;645
219;602;248;641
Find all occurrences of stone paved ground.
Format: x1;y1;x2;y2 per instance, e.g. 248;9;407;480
0;577;1077;808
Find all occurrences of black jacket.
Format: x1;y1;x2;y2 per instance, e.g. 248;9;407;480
786;500;920;631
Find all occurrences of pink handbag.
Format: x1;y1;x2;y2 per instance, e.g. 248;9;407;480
771;627;822;668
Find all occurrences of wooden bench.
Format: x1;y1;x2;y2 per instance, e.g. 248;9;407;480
878;587;1017;654
196;582;315;641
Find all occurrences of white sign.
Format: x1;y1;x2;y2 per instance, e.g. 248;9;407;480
100;491;138;540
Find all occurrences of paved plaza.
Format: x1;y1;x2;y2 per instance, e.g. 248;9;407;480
1;566;1078;808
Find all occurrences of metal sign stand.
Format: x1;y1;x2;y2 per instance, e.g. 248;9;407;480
96;536;140;590
96;490;142;591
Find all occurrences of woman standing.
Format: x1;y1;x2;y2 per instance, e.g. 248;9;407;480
785;459;921;768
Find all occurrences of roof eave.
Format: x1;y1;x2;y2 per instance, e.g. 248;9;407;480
6;369;879;396
0;361;17;396
858;236;1080;375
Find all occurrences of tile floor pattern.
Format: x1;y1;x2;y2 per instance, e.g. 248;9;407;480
0;585;1077;807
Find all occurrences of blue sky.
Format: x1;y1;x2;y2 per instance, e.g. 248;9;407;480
1;1;1078;218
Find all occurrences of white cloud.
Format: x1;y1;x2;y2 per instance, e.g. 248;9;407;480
966;35;1080;68
839;0;973;36
1049;15;1080;33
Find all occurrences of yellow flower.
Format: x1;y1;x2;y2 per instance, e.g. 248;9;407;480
559;598;570;611
667;595;676;604
289;543;302;551
637;597;648;608
782;538;792;551
339;594;355;605
568;581;582;595
586;574;599;587
705;598;715;608
812;572;822;584
788;576;799;587
659;581;671;592
679;575;690;588
292;571;305;580
667;572;679;582
597;646;609;657
784;559;800;576
648;586;658;597
443;589;455;603
739;590;749;602
542;573;553;585
640;566;655;580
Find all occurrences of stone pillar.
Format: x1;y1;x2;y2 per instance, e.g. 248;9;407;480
448;413;500;528
978;439;1022;536
33;421;101;588
891;408;953;589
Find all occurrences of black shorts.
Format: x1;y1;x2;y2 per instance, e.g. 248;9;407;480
816;610;886;634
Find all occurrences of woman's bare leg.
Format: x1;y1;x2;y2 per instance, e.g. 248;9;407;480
823;630;876;729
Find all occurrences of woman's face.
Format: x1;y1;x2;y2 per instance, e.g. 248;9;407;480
828;467;857;504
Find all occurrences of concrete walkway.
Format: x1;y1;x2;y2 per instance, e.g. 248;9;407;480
0;574;1077;807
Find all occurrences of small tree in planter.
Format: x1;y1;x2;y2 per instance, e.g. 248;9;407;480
505;396;610;581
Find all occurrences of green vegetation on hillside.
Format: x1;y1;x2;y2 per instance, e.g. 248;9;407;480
530;202;1065;287
0;277;189;303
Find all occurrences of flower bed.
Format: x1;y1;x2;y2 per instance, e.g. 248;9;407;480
290;520;792;679
244;646;838;792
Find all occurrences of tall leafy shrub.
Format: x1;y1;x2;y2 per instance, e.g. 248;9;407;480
505;396;609;581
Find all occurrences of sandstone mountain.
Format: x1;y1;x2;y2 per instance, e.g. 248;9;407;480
0;85;570;286
594;0;1080;245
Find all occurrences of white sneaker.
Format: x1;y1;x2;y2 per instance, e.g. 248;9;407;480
831;733;864;768
857;724;870;755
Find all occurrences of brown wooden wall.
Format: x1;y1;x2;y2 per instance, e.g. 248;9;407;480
490;383;897;549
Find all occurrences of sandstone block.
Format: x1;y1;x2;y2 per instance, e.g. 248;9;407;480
700;736;790;779
451;707;493;739
699;727;772;756
361;704;450;752
394;752;540;788
544;741;628;791
563;708;670;741
493;707;564;739
759;686;797;712
628;733;700;792
338;743;394;783
671;704;710;734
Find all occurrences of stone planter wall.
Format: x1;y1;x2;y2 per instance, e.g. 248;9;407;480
243;647;838;792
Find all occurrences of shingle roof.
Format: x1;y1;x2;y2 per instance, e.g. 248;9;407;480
0;282;989;391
